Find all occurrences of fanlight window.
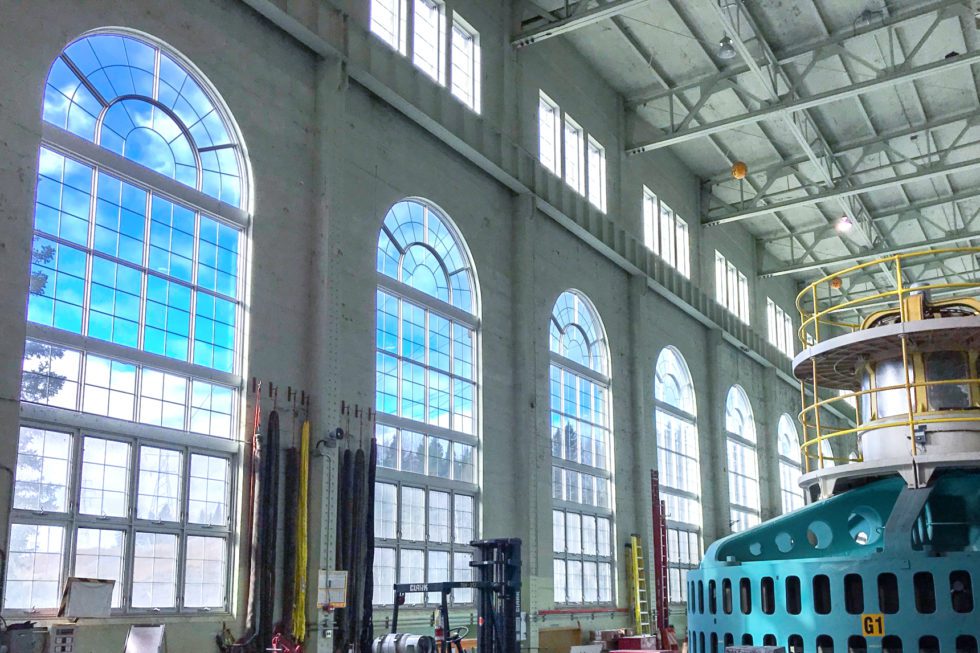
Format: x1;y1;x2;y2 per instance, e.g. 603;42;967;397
44;33;245;207
378;200;474;312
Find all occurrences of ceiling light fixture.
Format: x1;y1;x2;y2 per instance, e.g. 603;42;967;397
836;215;854;233
718;36;737;60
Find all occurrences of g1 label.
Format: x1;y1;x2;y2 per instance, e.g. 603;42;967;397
861;614;884;636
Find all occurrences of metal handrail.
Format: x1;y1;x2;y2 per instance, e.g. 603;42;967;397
795;247;980;347
798;375;980;471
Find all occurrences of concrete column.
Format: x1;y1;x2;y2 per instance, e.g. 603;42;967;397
700;328;729;544
510;194;551;648
309;53;351;653
759;366;782;521
0;22;44;558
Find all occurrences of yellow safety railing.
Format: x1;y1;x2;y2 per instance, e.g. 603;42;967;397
795;248;980;472
799;377;980;472
796;247;980;347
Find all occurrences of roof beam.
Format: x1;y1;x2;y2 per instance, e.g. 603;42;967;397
760;232;980;278
761;185;980;245
706;0;878;252
705;107;980;190
512;0;649;47
628;0;972;108
704;152;980;226
626;49;980;154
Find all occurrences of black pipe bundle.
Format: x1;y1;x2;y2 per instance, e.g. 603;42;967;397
333;439;378;653
259;410;281;650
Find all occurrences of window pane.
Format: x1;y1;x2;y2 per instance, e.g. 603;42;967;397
375;482;398;540
453;552;473;603
554;559;566;603
131;532;177;608
82;356;136;420
401;486;426;541
14;426;72;512
75;528;125;606
564;119;585;195
429;490;450;543
184;535;227;608
454;494;475;544
451;22;479;111
137;446;182;521
79;437;130;517
21;340;82;408
371;0;406;53
553;510;566;553
4;523;64;610
399;549;424;604
374;547;397;604
413;0;444;83
188;454;230;526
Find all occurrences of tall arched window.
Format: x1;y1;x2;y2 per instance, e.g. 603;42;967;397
777;414;805;513
10;31;248;614
654;347;700;603
549;291;613;605
725;386;760;532
374;199;479;606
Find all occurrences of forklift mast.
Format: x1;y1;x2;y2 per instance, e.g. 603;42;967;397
382;539;521;653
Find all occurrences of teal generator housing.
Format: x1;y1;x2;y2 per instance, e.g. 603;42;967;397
687;258;980;653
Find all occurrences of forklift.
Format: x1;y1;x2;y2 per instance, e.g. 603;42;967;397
372;539;521;653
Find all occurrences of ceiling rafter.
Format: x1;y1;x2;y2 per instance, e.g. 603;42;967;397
625;6;979;154
512;0;649;48
627;0;972;108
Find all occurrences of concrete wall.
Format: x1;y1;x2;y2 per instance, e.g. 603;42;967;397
0;0;806;650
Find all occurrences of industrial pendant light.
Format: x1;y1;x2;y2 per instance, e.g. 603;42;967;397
718;35;737;59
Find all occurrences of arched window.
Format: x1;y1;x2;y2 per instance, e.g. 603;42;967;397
725;386;761;532
777;414;805;513
10;31;248;614
549;291;613;605
373;199;479;606
654;347;701;604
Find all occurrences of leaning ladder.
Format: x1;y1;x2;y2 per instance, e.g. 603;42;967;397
626;534;651;635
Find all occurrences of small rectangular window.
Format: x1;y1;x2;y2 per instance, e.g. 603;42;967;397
413;0;446;84
643;187;658;252
563;116;585;195
675;217;690;278
587;137;606;211
660;203;676;268
371;0;408;53
715;252;750;323
539;93;561;175
722;578;732;614
450;17;480;112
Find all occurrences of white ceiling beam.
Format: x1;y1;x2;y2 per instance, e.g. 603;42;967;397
629;0;972;107
512;0;649;47
761;233;980;278
626;49;980;154
705;154;980;225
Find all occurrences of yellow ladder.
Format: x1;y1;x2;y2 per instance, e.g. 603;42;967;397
626;534;651;635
